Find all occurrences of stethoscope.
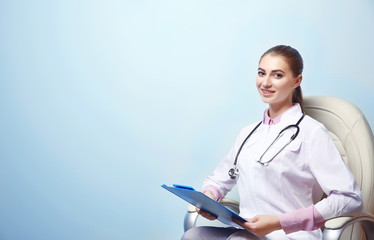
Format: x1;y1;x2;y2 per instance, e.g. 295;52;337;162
228;113;305;179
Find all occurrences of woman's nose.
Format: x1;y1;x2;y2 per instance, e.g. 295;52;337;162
262;76;272;88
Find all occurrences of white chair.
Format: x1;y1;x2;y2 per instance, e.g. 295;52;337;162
184;96;374;240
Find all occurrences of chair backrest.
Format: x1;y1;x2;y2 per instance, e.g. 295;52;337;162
304;96;374;239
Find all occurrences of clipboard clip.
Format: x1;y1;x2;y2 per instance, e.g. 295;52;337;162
173;184;195;191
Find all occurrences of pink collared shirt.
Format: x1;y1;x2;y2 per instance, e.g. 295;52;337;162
262;104;299;125
263;109;283;125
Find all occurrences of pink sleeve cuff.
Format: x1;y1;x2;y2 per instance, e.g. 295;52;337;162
279;205;326;234
202;185;223;202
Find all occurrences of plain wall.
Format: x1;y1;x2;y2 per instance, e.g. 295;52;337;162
0;0;373;239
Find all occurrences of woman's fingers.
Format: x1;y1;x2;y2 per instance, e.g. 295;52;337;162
232;215;281;237
196;208;218;220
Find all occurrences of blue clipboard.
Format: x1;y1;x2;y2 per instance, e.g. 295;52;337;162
162;184;246;228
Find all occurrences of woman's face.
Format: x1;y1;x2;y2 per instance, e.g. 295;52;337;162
256;54;301;110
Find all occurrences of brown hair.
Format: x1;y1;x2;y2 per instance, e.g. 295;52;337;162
260;45;304;112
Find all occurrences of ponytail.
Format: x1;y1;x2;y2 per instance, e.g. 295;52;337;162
292;86;304;112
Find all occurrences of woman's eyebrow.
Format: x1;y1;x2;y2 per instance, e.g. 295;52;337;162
270;69;285;74
258;68;285;74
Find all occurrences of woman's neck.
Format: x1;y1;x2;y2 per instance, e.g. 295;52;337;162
268;103;294;119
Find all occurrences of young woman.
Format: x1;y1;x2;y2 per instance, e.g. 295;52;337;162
181;45;363;240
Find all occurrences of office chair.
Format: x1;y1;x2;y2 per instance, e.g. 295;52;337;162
184;96;374;240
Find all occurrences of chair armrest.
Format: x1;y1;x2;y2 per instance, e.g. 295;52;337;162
220;197;240;207
324;216;353;229
323;212;374;240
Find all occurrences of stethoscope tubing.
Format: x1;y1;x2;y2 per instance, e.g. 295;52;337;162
229;113;305;179
232;121;262;167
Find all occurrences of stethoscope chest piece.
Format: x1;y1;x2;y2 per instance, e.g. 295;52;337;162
228;167;239;179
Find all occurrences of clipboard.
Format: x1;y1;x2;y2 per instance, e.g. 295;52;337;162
162;184;246;228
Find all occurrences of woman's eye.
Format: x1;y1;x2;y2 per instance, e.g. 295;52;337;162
274;73;283;78
258;71;265;76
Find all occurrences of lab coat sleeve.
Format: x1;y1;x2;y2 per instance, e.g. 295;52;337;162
308;124;363;220
202;126;252;199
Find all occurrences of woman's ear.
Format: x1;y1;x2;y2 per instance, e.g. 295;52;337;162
294;75;302;88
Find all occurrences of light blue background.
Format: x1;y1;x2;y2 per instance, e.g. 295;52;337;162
0;1;373;239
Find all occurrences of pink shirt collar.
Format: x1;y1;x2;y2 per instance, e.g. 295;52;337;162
263;104;298;125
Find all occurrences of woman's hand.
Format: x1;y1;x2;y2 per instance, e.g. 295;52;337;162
196;208;217;221
196;190;218;221
232;215;282;237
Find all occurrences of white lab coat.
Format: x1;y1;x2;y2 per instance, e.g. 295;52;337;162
203;104;363;240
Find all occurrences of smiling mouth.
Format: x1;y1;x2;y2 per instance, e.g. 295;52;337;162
262;89;275;94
